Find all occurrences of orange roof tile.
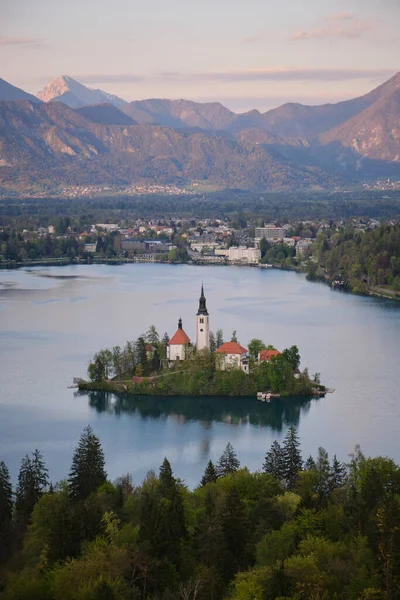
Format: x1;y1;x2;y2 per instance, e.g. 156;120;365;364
169;328;191;345
259;349;280;361
215;341;248;355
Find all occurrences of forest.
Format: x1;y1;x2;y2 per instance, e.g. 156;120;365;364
1;425;399;600
81;328;317;397
307;223;400;295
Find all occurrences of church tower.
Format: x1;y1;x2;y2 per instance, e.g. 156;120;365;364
196;284;210;351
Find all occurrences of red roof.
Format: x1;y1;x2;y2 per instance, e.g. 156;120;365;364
259;349;280;361
169;328;191;345
215;341;248;355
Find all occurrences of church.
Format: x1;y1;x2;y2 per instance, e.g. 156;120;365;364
167;285;210;361
167;286;249;372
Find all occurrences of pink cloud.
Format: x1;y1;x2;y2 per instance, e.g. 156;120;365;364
290;14;375;41
0;37;44;48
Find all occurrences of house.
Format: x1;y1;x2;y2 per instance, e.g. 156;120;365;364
258;349;281;362
215;342;249;373
167;318;191;361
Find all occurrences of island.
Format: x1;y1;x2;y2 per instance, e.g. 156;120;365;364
77;286;326;398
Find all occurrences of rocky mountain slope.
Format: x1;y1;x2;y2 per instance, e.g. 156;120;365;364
0;78;41;104
260;72;400;139
76;103;136;126
0;100;336;190
37;75;127;109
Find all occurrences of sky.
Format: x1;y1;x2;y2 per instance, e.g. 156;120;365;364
1;0;399;112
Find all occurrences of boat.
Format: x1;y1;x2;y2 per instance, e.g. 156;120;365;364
257;391;280;402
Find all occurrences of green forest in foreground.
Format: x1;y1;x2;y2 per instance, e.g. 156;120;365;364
307;223;400;296
1;426;400;600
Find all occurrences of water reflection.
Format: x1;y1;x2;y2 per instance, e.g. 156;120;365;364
81;391;319;433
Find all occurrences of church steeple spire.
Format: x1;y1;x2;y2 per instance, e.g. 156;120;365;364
197;284;208;316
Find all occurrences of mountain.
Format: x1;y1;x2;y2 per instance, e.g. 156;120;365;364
0;77;41;104
318;88;400;168
37;75;127;109
121;99;237;130
76;104;136;126
0;100;336;190
260;72;400;139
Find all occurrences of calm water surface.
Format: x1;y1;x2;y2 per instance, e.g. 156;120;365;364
1;263;400;487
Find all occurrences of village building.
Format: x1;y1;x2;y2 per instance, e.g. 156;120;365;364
215;342;249;373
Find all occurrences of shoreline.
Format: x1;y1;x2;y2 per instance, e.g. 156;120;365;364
1;257;399;302
76;379;327;398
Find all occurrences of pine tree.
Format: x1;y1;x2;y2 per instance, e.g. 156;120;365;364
330;455;347;490
139;458;187;568
0;461;13;562
315;447;331;501
263;441;284;481
216;329;224;349
304;455;317;471
220;486;248;581
282;426;302;489
68;425;107;501
209;331;216;354
136;336;149;375
216;443;240;477
201;460;218;486
231;330;238;343
15;450;48;530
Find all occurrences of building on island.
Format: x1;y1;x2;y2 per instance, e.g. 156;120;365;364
167;318;191;361
215;342;249;373
196;285;210;351
167;286;251;373
258;349;280;362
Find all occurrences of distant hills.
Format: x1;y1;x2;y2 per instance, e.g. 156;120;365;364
0;72;399;192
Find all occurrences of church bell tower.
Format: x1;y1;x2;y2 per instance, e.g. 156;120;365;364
196;284;210;351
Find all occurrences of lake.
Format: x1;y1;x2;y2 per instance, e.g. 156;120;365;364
1;263;400;488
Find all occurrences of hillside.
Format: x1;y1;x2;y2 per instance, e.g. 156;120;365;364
319;88;400;163
0;100;336;191
261;72;400;139
37;75;127;108
121;98;237;130
0;77;41;104
76;103;136;126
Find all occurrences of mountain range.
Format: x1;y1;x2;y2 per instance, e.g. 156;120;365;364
0;72;399;192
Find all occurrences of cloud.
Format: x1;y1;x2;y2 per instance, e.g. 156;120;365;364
290;14;375;41
243;32;265;44
0;37;45;48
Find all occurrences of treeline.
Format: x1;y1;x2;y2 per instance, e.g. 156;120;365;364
1;425;400;599
307;223;400;293
85;328;315;397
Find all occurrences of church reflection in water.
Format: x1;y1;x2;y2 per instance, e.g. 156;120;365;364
79;391;320;433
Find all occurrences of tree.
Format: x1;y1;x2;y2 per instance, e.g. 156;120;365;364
201;460;218;486
135;336;149;375
0;461;13;561
282;426;302;489
209;331;216;354
15;450;49;531
68;425;107;501
217;443;240;477
220;486;248;581
248;339;266;360
315;447;331;503
231;330;238;343
330;455;347;490
304;455;316;471
282;346;300;371
263;441;284;481
216;329;224;349
146;325;159;345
